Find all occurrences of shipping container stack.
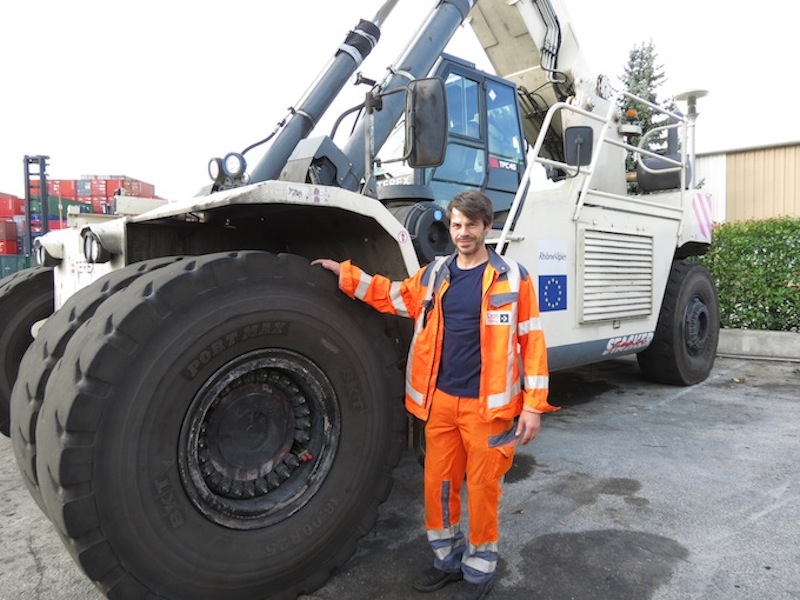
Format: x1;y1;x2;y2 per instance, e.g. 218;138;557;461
66;174;158;216
0;175;158;258
0;192;24;257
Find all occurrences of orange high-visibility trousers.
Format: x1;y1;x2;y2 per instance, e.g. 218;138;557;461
423;388;517;583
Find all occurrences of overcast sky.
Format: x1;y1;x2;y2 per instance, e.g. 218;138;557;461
1;0;797;200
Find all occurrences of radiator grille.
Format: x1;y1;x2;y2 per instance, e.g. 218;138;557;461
580;230;654;322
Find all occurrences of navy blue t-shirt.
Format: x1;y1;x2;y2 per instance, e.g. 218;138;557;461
436;260;486;397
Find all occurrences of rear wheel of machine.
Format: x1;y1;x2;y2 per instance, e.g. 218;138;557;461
637;260;720;385
0;267;53;436
35;251;406;599
10;257;184;512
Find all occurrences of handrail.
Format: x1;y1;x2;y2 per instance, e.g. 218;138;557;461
496;90;692;254
495;101;603;254
635;121;683;175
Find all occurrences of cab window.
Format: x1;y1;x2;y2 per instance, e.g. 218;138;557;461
446;73;481;139
487;80;523;161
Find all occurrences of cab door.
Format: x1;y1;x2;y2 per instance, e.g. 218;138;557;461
423;57;527;227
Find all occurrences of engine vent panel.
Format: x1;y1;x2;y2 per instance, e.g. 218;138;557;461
579;229;654;322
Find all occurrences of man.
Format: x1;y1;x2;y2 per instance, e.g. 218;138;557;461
313;190;557;600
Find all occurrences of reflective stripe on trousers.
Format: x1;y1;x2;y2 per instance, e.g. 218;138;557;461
423;388;516;583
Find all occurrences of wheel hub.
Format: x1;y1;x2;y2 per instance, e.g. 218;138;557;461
684;296;710;355
198;374;312;499
179;350;339;529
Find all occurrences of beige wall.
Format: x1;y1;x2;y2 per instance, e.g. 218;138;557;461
695;153;727;222
725;144;800;221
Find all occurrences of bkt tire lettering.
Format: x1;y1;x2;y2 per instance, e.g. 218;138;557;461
154;476;185;529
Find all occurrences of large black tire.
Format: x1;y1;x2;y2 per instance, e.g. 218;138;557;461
10;257;184;513
637;260;720;385
35;251;406;599
0;267;54;436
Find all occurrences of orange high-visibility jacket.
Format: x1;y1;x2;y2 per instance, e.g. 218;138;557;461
338;247;557;422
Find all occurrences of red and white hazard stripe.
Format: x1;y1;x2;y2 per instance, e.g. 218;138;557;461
692;192;713;240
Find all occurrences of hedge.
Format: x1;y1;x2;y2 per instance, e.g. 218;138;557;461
697;217;800;332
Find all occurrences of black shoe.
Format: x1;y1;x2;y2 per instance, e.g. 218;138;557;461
413;566;463;592
455;578;494;600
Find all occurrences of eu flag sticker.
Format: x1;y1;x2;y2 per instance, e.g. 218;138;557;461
539;275;567;312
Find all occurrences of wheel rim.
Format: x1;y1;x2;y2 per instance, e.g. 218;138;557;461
179;349;339;530
684;295;710;356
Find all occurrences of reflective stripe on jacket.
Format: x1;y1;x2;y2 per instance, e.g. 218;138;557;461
338;247;556;422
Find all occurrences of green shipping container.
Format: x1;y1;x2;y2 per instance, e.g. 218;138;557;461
27;195;90;217
0;255;32;279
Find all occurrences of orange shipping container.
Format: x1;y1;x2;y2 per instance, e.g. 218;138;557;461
0;240;18;255
0;198;13;216
1;220;16;240
104;178;125;197
104;179;156;198
91;197;110;214
0;197;22;217
90;179;107;196
122;179;155;197
48;179;78;198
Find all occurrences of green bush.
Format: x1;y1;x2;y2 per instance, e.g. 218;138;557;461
698;217;799;332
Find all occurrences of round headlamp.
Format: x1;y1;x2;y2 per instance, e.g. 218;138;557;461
208;157;225;184
33;239;61;267
82;231;112;263
222;152;247;178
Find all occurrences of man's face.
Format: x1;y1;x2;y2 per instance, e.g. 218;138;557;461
449;208;491;257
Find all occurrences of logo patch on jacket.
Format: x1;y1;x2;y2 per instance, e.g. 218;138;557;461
486;311;511;325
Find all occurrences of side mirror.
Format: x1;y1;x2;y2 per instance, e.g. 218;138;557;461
563;126;593;167
404;77;448;168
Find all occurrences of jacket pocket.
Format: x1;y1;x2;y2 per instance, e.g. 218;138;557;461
485;421;517;483
488;423;517;448
489;292;518;308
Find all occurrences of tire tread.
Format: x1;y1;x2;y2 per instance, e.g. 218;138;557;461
35;251;406;599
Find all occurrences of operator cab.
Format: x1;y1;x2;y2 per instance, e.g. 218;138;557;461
376;56;530;264
423;56;527;228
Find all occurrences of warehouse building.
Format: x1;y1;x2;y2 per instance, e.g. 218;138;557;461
696;141;800;222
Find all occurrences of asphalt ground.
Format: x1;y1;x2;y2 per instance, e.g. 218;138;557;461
1;355;799;600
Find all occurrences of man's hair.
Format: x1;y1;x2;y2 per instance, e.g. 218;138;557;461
447;190;494;227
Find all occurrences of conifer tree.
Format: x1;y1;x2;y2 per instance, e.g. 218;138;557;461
620;41;677;186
